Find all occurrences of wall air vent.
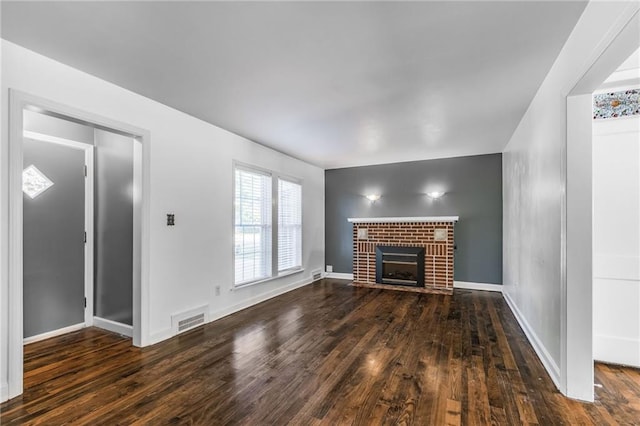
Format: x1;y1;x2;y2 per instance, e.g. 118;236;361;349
171;305;209;335
312;269;323;281
177;314;205;332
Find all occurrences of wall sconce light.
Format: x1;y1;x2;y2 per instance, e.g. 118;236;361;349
427;191;445;199
366;194;381;202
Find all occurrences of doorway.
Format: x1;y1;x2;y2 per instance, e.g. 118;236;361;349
21;110;138;343
22;125;93;343
592;49;640;368
564;9;640;401
6;90;150;399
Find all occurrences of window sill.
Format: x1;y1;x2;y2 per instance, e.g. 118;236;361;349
232;268;304;291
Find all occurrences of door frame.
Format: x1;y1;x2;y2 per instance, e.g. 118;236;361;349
7;90;151;399
562;7;640;401
22;130;96;336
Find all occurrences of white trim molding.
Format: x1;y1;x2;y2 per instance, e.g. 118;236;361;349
323;275;505;294
561;3;640;402
211;276;313;325
323;276;504;293
149;274;316;345
23;323;85;345
93;317;133;338
348;216;459;223
503;291;561;389
453;281;503;292
325;272;354;280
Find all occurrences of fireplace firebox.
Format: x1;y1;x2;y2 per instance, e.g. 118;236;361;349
375;246;425;287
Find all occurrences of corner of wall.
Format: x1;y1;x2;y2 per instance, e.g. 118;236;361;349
148;327;173;346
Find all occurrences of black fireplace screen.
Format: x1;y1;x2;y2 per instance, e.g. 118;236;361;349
375;246;425;287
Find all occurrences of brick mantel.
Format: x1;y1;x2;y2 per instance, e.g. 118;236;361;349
351;217;457;294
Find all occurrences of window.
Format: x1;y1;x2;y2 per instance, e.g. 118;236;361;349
234;167;272;285
234;164;303;286
278;179;302;272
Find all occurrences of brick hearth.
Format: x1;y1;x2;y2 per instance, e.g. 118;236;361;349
349;217;457;294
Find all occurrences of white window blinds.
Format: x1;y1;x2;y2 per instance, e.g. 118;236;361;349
234;167;272;285
278;179;302;272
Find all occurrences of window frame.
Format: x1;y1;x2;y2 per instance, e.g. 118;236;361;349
232;161;303;288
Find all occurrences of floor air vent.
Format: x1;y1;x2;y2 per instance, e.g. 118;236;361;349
312;269;323;281
172;305;208;335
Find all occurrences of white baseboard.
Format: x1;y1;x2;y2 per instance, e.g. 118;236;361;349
148;327;173;346
325;272;354;280
503;291;561;390
23;322;85;345
454;281;503;292
324;276;503;293
1;382;8;403
594;334;640;368
210;276;313;323
93;316;133;338
148;276;315;346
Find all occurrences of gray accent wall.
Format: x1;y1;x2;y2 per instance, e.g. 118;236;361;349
22;112;135;334
23;138;86;338
325;153;502;284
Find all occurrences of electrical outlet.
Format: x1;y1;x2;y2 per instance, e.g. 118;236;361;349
215;285;221;296
326;265;333;273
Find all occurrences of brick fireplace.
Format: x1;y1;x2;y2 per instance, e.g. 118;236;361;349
348;217;458;294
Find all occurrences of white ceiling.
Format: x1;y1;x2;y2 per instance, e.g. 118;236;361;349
1;1;587;169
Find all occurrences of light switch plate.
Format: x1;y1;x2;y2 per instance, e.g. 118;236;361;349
434;228;447;241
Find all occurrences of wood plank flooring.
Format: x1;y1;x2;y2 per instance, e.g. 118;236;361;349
2;279;640;425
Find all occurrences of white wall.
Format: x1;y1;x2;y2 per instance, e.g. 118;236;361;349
0;6;7;405
502;0;638;399
0;40;325;400
593;115;640;367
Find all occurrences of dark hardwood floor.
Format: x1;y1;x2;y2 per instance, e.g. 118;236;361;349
2;279;640;425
